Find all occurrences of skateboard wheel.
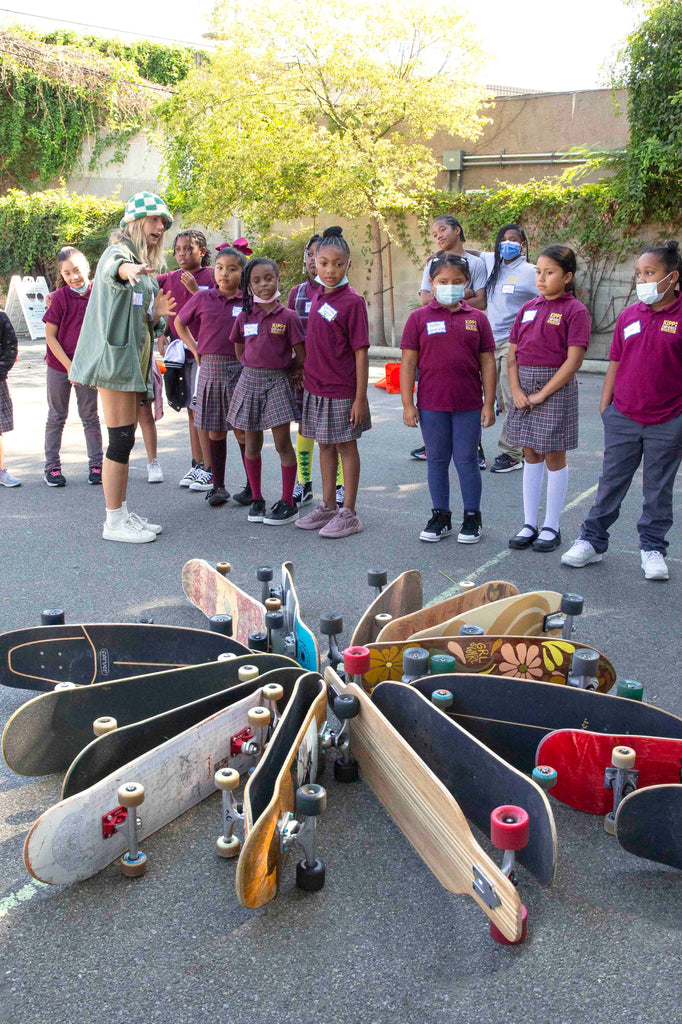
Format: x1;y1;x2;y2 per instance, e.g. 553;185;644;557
210;614;233;637
54;682;77;691
295;783;327;816
248;706;271;729
431;689;453;710
343;646;371;675
216;561;231;577
118;782;145;808
296;857;325;892
249;631;268;652
320;614;343;636
367;570;387;588
216;834;240;858
218;652;237;662
402;647;429;678
616;679;644;702
256;566;274;582
41;608;65;625
374;612;392;632
265;610;284;630
93;716;117;737
238;665;259;682
490;904;527;945
459;624;485;636
458;581;475;591
334;693;360;719
611;745;636;769
265;597;281;612
120;851;147;877
262;682;284;702
572;649;600;676
334;756;359;783
532;765;558;790
560;593;584;616
215;767;240;791
430;653;457;674
490;805;529;850
604;812;616;835
134;615;154;624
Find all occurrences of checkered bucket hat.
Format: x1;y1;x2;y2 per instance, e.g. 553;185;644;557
120;191;173;230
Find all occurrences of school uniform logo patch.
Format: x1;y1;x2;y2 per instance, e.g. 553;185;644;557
547;312;563;326
661;320;678;334
270;322;287;335
465;319;479;332
426;321;447;335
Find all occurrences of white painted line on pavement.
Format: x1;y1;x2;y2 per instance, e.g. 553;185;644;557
0;880;47;919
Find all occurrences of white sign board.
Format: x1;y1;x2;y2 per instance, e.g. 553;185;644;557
6;275;48;339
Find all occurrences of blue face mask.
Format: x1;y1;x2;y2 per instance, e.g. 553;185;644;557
499;241;522;260
435;283;465;305
70;282;89;295
315;275;348;289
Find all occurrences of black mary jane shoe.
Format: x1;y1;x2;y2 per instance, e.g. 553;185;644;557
508;524;539;550
532;527;562;552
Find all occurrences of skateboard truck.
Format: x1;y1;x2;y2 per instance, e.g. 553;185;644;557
544;593;584;637
278;783;327;893
261;681;284;736
209;614;233;637
106;782;147;877
604;746;638;835
401;647;429;683
215;767;242;858
566;649;600;690
320;614;344;671
232;707;271;759
367;569;387;598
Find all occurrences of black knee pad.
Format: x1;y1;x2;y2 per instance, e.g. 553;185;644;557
106;424;136;464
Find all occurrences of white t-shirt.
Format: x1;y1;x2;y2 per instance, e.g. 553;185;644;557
480;252;538;343
420;252;488;295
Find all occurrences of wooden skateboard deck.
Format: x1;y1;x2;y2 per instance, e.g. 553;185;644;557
410;675;682;776
357;637;616;693
376;582;519;643
615;785;682;869
182;559;266;645
62;667;304;799
350;570;423;647
236;673;327;909
535;730;682;815
24;676;299;886
3;653;297;777
0;623;248;692
408;591;563;640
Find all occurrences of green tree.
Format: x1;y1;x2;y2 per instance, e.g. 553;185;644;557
162;0;488;343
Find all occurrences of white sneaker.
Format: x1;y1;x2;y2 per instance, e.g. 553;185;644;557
561;539;603;567
189;467;213;491
641;550;669;580
103;514;156;544
147;459;164;483
179;464;199;488
127;511;163;536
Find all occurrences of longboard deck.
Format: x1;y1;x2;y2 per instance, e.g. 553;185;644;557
281;562;320;671
616;784;682;869
376;582;520;643
535;731;682;815
236;673;327;909
0;623;247;692
410;675;682;775
408;591;563;640
350;571;423;647
3;653;297;777
62;667;304;799
182;558;266;645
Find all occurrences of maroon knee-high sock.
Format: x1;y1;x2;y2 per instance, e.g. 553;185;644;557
281;463;297;505
209;438;227;489
245;456;263;500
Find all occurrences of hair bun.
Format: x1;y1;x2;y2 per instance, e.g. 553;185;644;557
665;239;680;253
322;226;344;238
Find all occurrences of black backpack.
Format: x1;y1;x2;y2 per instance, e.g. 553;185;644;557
163;363;189;412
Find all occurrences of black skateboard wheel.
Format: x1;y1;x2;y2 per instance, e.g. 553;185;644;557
334;756;359;783
296;857;325;892
402;647;430;677
134;615;155;624
561;593;584;616
296;783;327;816
320;614;343;636
209;614;233;636
334;693;360;720
256;566;274;582
41;608;65;626
571;649;599;676
265;610;284;630
459;624;485;636
367;570;387;588
248;631;268;651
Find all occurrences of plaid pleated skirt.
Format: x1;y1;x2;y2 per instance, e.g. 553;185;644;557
194;354;243;432
0;380;13;433
301;390;372;444
505;365;579;453
228;366;299;431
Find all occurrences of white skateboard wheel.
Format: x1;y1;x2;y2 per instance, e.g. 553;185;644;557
214;767;240;791
262;682;284;702
217;834;240;858
93;716;117;737
118;782;145;808
611;746;636;770
459;581;475;590
248;707;271;729
218;652;237;662
54;682;77;691
238;665;259;682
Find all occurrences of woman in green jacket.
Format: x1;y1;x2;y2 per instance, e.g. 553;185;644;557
70;192;176;544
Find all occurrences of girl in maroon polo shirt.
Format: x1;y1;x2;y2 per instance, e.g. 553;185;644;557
295;226;371;539
506;245;591;553
228;257;305;525
42;247;103;487
175;246;247;509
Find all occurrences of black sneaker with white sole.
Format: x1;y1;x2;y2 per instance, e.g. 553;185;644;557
457;510;483;544
293;480;313;506
490;453;522;473
419;508;452;542
247;498;266;522
263;499;299;525
206;487;229;507
233;481;252;506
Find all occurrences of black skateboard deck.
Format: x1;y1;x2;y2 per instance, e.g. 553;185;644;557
0;623;248;692
62;666;304;799
615;785;682;870
3;653;297;777
410;675;682;776
371;683;557;885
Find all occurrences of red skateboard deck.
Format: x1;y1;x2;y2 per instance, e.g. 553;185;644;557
536;729;682;814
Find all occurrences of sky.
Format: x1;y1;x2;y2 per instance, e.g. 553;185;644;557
0;0;640;93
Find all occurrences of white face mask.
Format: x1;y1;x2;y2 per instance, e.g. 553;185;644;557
315;275;348;289
70;282;89;295
435;283;465;305
636;272;673;305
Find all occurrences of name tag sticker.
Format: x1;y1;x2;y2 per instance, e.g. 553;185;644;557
304;301;312;314
318;303;338;322
623;320;641;340
426;321;447;335
661;319;678;335
243;323;259;337
502;284;516;294
198;285;209;291
521;309;537;323
148;297;155;317
232;306;241;317
132;292;144;307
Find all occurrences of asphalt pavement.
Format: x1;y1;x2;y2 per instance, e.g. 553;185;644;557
1;342;681;1024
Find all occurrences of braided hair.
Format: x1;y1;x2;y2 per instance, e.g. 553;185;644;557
317;225;350;257
485;224;529;298
173;229;210;267
241;256;280;314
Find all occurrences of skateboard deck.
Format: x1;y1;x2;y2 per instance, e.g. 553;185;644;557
0;623;248;692
265;562;320;671
408;591;563;640
24;676;299;885
350;570;423;647
236;672;327;909
62;666;304;799
376;582;519;643
182;559;266;645
3;652;296;777
535;730;682;815
357;637;616;693
615;785;682;869
411;675;682;776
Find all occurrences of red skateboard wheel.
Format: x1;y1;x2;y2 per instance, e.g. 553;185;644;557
490;805;529;850
343;646;371;675
490;904;528;945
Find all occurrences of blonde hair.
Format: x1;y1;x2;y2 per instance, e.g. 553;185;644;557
109;219;168;271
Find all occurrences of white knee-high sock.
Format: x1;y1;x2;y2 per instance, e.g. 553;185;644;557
540;466;569;537
519;461;545;537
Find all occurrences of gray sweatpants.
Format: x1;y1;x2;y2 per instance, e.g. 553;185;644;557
495;338;523;461
581;403;682;555
45;366;102;471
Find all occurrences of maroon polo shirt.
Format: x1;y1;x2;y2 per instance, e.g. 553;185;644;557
400;299;495;412
609;294;682;425
509;293;591;367
230;303;304;369
42;285;91;372
156;266;215;340
177;290;243;357
303;284;369;399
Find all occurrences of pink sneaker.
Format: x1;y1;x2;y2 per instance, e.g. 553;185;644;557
319;507;363;538
295;501;337;531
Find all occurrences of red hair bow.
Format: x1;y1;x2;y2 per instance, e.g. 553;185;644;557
216;237;253;256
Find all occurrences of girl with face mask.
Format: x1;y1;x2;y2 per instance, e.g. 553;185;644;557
562;240;682;581
400;254;496;543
